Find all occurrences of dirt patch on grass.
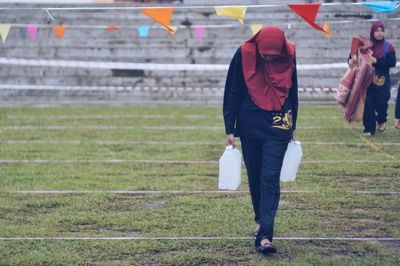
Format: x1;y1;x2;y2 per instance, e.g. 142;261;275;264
103;196;167;212
13;201;65;217
140;200;166;209
97;226;141;236
103;198;139;212
60;223;142;236
382;241;400;252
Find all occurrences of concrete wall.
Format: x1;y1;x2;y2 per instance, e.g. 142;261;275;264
0;0;399;105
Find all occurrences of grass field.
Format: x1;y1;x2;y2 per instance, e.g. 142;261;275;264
0;105;399;265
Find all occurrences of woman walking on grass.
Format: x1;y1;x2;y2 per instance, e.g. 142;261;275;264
395;83;400;130
223;26;298;255
349;21;396;136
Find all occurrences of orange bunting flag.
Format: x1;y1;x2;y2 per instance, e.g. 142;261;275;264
288;3;326;34
141;7;175;34
53;25;65;40
323;21;330;38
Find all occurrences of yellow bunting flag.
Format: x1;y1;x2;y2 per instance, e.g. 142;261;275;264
250;24;263;35
323;21;330;38
214;6;247;24
0;24;11;43
53;25;65;40
141;8;175;34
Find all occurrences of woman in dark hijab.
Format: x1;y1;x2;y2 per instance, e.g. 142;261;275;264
395;83;400;129
223;26;298;255
358;21;396;135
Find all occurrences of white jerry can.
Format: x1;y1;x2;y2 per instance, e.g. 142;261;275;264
218;145;242;190
280;140;303;182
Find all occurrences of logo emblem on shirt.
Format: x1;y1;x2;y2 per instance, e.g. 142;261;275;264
272;110;292;130
373;75;385;86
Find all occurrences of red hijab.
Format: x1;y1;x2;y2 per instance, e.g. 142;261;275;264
370;21;394;58
240;26;295;111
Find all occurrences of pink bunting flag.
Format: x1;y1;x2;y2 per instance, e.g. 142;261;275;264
27;25;38;41
194;26;205;43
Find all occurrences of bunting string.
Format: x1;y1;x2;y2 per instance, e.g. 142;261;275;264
0;2;396;10
5;17;400;30
0;2;399;42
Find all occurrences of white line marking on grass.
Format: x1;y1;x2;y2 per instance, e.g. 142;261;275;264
0;140;223;145
0;159;217;164
0;125;223;130
0;125;349;130
11;190;400;195
6;114;212;120
11;190;307;194
302;142;400;146
1;140;399;146
345;126;397;160
0;160;398;165
0;237;399;241
6;114;342;120
297;160;399;164
352;191;400;194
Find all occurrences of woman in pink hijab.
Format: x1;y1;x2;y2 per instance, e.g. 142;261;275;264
223;26;298;255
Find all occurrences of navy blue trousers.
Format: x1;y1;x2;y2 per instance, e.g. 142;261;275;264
240;138;289;245
363;86;391;134
395;84;400;119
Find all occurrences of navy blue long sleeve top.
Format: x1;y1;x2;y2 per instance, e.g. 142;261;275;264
370;49;396;90
347;45;396;90
223;48;298;141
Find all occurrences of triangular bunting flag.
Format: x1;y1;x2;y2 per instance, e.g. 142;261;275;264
250;24;263;35
323;21;330;38
0;24;11;43
53;25;65;40
165;25;178;35
106;25;120;32
194;26;205;42
138;25;150;38
214;6;247;24
27;24;38;41
288;3;326;33
361;1;400;13
140;7;175;34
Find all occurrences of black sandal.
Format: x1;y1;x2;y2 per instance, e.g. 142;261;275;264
256;240;277;255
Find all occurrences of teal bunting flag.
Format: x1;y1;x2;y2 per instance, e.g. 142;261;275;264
361;1;400;13
138;25;150;38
